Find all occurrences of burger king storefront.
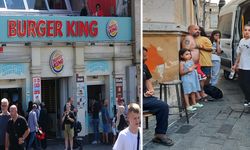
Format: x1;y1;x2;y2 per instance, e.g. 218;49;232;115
0;15;133;139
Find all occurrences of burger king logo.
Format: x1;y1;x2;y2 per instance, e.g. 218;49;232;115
50;50;64;74
107;20;118;38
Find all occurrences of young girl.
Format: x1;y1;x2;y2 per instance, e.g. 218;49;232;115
210;30;222;86
179;48;204;111
232;24;250;107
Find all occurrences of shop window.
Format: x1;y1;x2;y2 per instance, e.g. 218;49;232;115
0;0;5;8
6;0;25;9
70;0;82;11
27;0;47;10
48;0;66;9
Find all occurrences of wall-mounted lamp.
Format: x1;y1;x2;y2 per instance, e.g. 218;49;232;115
47;42;52;46
2;43;6;47
90;42;95;46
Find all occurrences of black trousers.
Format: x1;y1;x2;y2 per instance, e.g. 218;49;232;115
238;69;250;102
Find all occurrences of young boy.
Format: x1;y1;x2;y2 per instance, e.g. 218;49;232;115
113;103;141;150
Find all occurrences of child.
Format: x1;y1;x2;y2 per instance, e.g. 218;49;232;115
232;24;250;107
179;48;204;111
113;103;141;150
101;99;110;144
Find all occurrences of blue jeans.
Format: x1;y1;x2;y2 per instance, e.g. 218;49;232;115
143;96;169;134
27;131;38;150
210;59;221;86
92;119;99;141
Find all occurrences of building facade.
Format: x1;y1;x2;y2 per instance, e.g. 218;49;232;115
0;0;140;140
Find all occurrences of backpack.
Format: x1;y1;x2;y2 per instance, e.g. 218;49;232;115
204;85;223;99
74;121;82;134
117;114;128;131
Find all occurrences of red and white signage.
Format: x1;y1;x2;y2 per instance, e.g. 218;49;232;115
33;77;41;103
50;50;64;74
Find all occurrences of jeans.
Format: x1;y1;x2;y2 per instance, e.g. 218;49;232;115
143;96;169;134
238;69;250;102
210;59;221;86
27;131;38;150
92;119;99;142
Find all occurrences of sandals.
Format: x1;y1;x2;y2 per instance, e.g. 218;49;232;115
152;136;174;146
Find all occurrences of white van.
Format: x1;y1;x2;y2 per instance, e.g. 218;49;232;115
218;0;250;79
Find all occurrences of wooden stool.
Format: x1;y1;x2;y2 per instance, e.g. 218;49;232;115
159;80;189;123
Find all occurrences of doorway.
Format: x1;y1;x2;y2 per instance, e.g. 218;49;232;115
87;85;105;113
41;78;68;138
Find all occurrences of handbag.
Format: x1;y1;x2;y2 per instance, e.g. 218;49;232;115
36;127;46;140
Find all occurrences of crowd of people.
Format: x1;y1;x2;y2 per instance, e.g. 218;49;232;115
142;24;224;146
0;98;49;150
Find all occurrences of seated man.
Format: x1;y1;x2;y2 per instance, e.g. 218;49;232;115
143;47;174;146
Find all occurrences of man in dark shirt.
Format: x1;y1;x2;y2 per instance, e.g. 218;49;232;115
6;105;30;150
143;47;174;146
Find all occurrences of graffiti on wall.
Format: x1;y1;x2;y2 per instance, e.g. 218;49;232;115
145;44;165;80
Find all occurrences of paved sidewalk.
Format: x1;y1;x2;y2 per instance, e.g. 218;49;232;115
143;73;250;150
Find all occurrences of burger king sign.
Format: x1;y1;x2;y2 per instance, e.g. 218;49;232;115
107;20;118;38
50;50;64;74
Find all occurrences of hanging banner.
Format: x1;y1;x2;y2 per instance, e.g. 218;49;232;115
33;77;41;103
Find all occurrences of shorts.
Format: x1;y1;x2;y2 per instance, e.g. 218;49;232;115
201;66;211;76
64;124;74;139
102;123;109;133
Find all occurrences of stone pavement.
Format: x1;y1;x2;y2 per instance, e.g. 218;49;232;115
143;73;250;150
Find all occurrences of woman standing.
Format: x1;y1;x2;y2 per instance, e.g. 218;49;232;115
210;30;222;86
62;103;75;150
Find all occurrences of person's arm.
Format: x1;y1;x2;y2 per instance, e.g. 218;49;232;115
5;133;9;150
232;53;241;71
216;39;222;54
18;128;30;145
182;35;192;50
179;61;195;76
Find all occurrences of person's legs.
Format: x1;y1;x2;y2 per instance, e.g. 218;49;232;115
69;128;74;150
27;131;36;150
239;69;250;102
92;119;99;143
211;60;221;86
64;128;69;150
143;96;169;134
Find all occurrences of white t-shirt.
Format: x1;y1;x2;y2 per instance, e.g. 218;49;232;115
113;127;141;150
236;38;250;70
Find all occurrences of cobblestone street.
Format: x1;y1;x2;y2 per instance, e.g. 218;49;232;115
143;72;250;150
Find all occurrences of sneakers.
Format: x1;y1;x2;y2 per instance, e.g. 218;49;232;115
92;141;97;144
186;106;197;111
192;103;204;108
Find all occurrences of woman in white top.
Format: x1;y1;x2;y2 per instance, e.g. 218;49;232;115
232;24;250;106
